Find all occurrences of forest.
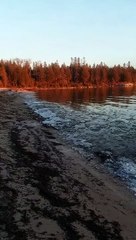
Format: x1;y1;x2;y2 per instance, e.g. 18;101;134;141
0;58;136;88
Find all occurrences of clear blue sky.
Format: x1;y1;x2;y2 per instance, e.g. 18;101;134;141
0;0;136;66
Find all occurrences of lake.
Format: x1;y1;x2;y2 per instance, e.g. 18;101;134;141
24;86;136;194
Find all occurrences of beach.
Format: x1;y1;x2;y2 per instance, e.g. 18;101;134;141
0;90;136;240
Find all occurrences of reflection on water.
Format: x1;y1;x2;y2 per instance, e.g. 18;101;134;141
36;86;136;107
25;86;136;194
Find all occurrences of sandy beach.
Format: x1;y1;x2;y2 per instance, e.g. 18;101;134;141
0;90;136;240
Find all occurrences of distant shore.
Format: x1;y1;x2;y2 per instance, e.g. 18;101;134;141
0;82;135;92
0;90;136;239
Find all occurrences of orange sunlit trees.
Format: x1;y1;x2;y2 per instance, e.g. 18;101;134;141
0;58;136;88
0;63;8;87
80;64;90;86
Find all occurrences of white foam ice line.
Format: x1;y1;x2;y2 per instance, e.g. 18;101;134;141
120;158;136;175
35;108;56;118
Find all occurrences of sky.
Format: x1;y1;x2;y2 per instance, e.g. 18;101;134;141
0;0;136;66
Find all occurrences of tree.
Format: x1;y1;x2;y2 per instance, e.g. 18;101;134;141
0;64;8;87
80;65;90;85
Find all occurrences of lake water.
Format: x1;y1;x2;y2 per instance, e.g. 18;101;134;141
23;86;136;194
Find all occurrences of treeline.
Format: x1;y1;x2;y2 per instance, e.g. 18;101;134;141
0;58;136;88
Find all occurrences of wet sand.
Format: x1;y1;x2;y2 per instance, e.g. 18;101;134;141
0;90;136;240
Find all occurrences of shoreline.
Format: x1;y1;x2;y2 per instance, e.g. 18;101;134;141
0;82;135;92
0;90;136;239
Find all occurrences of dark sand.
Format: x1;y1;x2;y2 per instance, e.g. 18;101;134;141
0;90;136;240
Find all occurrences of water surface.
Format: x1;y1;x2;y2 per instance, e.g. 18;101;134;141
24;87;136;193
